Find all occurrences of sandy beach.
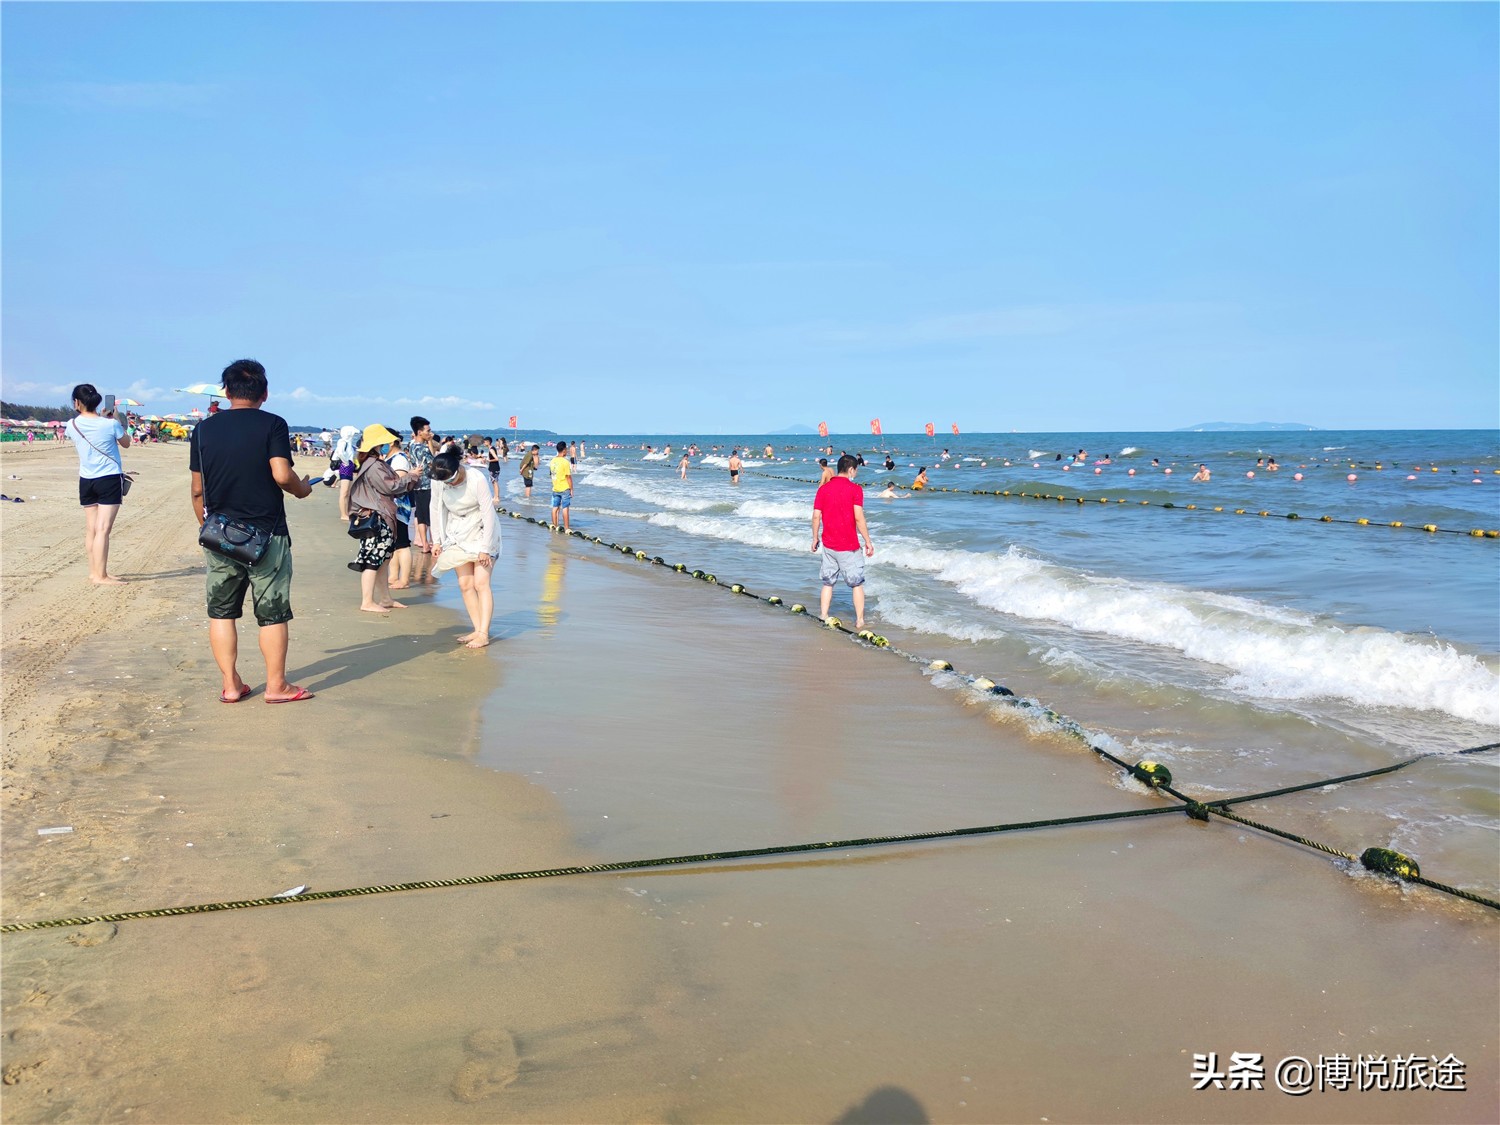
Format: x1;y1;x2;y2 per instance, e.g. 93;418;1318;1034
2;440;1496;1123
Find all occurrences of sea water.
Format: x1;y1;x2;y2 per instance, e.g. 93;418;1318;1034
496;429;1499;895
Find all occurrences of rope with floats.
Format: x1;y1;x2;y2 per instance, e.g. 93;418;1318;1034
749;471;1500;538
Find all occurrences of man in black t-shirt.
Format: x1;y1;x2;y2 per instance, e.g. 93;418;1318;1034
189;359;315;704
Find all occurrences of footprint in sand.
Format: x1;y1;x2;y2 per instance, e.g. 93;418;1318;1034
450;1028;521;1102
65;921;118;947
224;946;271;994
282;1039;332;1085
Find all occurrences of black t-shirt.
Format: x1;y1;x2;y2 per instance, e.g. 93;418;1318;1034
189;408;294;536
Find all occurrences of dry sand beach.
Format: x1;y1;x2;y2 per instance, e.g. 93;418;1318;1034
2;440;1496;1123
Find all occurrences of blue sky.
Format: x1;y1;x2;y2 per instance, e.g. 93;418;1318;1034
3;2;1495;433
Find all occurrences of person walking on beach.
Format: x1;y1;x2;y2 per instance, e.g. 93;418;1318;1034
189;360;315;703
348;424;421;614
812;455;874;628
679;451;690;479
408;415;436;553
728;449;742;484
549;440;574;530
430;450;502;648
520;444;540;499
66;383;132;585
818;458;834;485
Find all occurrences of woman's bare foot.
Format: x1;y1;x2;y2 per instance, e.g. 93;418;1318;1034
359;603;391;615
91;575;127;585
464;637;491;649
388;581;409;589
455;631;476;644
380;600;407;609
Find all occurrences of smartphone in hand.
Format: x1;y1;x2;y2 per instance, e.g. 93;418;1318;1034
102;394;116;416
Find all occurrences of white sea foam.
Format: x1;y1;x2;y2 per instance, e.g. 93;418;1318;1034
1028;450;1050;460
642;452;668;460
699;455;767;468
733;499;808;520
1118;446;1140;456
580;466;718;512
869;536;1499;724
646;511;808;552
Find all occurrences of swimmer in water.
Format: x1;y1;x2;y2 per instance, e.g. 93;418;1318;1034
912;467;929;491
1192;464;1211;482
877;482;909;499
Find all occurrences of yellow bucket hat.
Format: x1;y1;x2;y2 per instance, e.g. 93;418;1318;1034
358;423;399;453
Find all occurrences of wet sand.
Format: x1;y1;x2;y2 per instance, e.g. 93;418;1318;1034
2;441;1496;1123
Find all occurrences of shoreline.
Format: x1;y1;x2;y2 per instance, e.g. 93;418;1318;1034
2;441;1496;1122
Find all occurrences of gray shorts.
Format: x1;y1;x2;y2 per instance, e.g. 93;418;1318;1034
819;547;865;588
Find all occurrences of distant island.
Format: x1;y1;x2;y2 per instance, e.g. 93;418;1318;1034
1175;421;1318;432
771;423;819;435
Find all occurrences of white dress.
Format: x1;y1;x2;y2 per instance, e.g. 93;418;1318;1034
430;469;502;573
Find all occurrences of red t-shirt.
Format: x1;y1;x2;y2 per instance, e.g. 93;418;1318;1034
813;476;864;551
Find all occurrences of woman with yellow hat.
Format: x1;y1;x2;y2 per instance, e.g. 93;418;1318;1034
347;423;421;614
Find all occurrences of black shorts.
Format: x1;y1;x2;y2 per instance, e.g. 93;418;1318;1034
79;474;124;506
488;463;500;477
522;473;534;487
412;488;432;525
393;519;411;550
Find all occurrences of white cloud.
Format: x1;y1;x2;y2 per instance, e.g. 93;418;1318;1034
0;379;73;402
281;387;496;411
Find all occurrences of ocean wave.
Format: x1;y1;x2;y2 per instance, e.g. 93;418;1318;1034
580;466;718;511
872;536;1499;725
700;455;767;468
733;499;809;520
1118;447;1140;456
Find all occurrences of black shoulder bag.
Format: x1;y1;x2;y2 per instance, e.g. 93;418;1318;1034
196;425;272;565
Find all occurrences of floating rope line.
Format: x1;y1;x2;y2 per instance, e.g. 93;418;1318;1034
749;471;1500;539
7;516;1494;934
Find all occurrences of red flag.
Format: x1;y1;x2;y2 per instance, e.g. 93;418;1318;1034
924;422;935;437
508;415;518;429
951;423;960;436
870;418;882;436
817;421;829;438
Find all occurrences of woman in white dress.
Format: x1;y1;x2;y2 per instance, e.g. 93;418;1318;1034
429;450;502;648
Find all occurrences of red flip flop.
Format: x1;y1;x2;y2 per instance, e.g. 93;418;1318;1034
265;687;314;704
219;686;252;704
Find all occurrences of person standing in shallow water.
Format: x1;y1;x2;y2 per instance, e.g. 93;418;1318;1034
66;383;132;584
189;359;315;703
812;454;874;629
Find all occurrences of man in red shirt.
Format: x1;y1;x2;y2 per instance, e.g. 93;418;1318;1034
811;453;875;628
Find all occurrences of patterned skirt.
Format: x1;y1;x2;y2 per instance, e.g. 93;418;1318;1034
352;518;396;570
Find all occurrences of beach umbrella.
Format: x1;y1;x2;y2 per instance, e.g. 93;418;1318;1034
118;398;144;407
174;383;224;397
144;414;164;421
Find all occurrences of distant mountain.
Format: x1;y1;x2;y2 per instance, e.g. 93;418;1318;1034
771;423;819;435
1175;421;1318;432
